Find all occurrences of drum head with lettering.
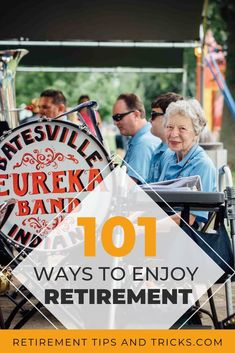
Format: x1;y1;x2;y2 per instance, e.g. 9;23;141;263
0;120;113;250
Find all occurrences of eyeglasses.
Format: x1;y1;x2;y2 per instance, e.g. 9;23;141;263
150;111;164;120
112;110;135;122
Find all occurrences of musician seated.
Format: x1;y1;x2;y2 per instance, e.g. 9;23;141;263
155;99;217;225
113;93;160;183
21;89;67;123
38;89;67;120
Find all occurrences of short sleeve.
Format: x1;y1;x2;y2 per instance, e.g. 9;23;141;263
125;143;154;183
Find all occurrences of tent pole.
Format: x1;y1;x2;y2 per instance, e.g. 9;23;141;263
200;0;209;107
182;64;188;97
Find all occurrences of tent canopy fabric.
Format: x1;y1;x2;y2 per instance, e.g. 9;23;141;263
0;0;204;68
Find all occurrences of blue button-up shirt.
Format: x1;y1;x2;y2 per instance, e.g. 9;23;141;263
147;142;168;183
158;144;217;221
123;123;161;183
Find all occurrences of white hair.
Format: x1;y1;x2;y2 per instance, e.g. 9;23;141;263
164;99;207;135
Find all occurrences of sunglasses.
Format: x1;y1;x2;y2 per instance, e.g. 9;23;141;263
112;110;135;122
150;111;164;120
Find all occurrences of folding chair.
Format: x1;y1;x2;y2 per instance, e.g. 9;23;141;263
142;187;235;329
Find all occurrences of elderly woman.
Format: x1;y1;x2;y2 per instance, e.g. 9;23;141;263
157;99;217;224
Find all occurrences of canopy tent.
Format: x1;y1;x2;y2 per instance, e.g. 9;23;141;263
0;0;204;70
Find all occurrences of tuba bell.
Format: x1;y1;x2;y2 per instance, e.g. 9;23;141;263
0;49;28;128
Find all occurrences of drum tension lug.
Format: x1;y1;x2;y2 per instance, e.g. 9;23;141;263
0;129;12;141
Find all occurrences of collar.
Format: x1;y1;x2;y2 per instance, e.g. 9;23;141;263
159;142;168;152
128;123;150;146
175;144;199;167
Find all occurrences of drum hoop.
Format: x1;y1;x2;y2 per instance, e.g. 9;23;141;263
1;119;113;166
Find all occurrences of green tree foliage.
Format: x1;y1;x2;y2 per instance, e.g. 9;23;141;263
16;71;143;121
139;73;182;117
207;1;228;44
16;70;186;122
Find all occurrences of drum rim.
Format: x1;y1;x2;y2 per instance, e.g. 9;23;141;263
1;119;113;167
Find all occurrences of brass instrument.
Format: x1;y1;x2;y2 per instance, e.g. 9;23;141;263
0;266;12;295
0;49;28;128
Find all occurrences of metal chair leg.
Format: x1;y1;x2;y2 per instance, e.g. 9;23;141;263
207;287;220;329
0;306;5;329
13;301;43;329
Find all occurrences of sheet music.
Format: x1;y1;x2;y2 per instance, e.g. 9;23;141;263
141;175;202;192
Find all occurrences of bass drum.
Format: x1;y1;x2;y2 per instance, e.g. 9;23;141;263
0;120;113;252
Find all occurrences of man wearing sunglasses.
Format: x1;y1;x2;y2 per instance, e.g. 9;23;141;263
112;93;160;183
148;92;183;183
